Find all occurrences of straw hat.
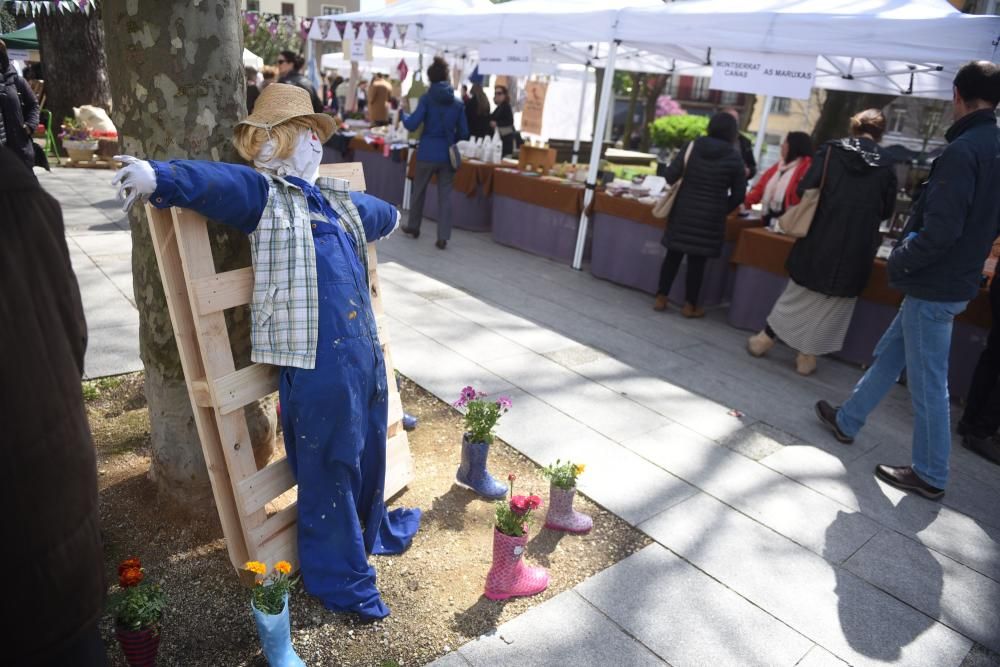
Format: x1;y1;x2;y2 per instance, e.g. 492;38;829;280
237;83;336;141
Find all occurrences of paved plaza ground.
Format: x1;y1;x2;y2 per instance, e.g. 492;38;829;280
45;165;1000;667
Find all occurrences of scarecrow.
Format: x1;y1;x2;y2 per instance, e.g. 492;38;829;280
114;84;421;620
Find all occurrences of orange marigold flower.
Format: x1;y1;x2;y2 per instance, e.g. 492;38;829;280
244;561;267;576
119;567;144;588
275;561;292;575
117;557;141;575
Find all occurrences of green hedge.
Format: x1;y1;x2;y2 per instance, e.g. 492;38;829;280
648;115;709;149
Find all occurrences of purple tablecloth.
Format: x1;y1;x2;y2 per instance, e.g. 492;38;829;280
590;212;736;306
356;150;406;207
421;181;492;232
491;195;590;265
727;264;987;399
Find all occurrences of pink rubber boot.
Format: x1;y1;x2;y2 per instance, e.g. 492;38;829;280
484;528;549;600
544;484;593;534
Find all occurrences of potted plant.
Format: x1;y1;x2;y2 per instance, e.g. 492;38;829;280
484;477;549;600
109;557;166;667
60;117;99;163
244;560;305;667
541;459;593;534
453;386;511;499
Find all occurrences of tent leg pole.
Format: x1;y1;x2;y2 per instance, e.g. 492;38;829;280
571;64;590;165
754;94;774;168
573;40;619;271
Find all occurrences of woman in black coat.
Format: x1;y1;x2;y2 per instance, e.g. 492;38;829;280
277;50;323;113
0;40;40;172
654;112;747;317
465;82;492;139
748;109;897;375
490;85;516;157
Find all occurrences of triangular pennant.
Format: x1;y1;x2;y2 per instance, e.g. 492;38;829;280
319;19;333;40
351;21;363;40
299;18;312;42
365;21;377;42
381;22;393;45
397;24;408;46
334;20;347;40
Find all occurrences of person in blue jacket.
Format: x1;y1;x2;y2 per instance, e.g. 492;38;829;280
816;61;1000;500
113;84;420;620
401;56;469;250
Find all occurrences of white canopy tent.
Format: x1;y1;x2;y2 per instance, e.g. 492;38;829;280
320;46;421;75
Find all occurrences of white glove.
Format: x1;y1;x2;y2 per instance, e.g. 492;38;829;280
111;155;157;213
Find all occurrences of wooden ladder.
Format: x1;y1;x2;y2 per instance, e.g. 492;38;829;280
146;162;414;574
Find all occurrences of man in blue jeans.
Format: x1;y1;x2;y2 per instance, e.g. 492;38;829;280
815;61;1000;500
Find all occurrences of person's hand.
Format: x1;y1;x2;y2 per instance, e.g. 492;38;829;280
111;155;157;213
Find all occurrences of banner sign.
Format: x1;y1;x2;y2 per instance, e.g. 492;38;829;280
520;81;548;136
344;40;373;62
477;44;532;77
710;50;816;100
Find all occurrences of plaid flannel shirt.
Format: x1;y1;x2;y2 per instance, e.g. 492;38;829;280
250;175;370;369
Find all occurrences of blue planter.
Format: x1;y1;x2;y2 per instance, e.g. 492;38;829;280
252;594;305;667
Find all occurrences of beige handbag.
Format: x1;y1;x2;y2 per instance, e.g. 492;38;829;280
652;141;695;220
777;146;831;239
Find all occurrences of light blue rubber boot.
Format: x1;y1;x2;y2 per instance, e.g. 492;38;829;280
252;595;305;667
456;435;508;499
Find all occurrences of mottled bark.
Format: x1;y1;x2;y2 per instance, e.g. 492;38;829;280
811;90;898;146
35;7;112;136
103;0;274;506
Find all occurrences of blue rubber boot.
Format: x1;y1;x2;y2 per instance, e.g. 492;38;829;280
252;595;305;667
456;435;508;499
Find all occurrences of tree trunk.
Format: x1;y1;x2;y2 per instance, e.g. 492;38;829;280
811;90;898;146
623;74;642;147
35;7;112;137
640;74;668;153
103;0;275;507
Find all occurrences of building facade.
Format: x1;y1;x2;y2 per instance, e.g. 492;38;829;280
240;0;359;17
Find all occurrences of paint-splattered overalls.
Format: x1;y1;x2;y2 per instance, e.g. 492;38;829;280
149;161;420;620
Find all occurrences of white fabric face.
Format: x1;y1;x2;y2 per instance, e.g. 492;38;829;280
254;127;323;184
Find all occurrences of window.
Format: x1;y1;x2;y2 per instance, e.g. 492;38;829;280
720;90;740;105
321;4;346;13
889;108;907;134
281;3;294;16
770;97;791;114
246;0;259;10
691;77;710;101
667;75;680;98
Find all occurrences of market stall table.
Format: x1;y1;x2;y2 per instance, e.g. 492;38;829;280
407;159;498;232
323;135;407;207
590;194;763;307
491;170;589;265
729;227;992;398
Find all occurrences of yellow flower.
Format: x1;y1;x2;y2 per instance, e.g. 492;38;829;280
574;464;586;476
275;561;292;575
244;561;267;576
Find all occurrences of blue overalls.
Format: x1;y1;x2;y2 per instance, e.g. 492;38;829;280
149;161;420;620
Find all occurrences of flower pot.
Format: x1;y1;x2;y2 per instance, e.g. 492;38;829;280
484;527;549;601
455;434;507;499
252;594;305;667
115;624;161;667
544;483;593;534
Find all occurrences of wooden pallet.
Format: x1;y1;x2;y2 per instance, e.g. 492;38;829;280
146;161;414;574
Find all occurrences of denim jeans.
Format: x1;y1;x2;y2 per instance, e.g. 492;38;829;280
836;296;967;489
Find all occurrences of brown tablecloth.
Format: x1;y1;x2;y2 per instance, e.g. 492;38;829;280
492;170;585;217
593;194;764;243
730;227;991;328
405;159;500;197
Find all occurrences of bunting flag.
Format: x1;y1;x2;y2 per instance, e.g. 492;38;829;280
299;18;312;42
334;20;347;40
10;0;95;14
246;12;260;36
397;58;409;82
381;22;393;45
397;24;409;45
319;18;333;40
365;21;377;42
351;21;363;40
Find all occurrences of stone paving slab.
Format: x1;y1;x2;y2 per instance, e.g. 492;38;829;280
449;590;666;667
640;492;973;667
844;529;1000;653
576;544;814;667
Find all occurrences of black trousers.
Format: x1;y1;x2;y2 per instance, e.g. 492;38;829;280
961;277;1000;438
658;250;708;306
